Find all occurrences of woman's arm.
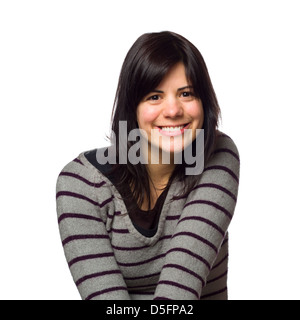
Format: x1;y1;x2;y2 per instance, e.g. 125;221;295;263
154;134;240;300
56;157;130;300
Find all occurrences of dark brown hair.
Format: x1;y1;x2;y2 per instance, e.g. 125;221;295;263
109;31;220;211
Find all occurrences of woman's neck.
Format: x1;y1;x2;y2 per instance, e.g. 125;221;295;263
139;138;176;198
135;162;174;211
146;162;175;190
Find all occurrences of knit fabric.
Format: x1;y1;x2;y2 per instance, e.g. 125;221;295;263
56;133;240;300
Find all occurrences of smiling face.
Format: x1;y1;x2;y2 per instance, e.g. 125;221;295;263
136;62;204;161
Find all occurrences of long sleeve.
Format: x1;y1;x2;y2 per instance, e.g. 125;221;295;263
154;135;240;300
56;157;131;300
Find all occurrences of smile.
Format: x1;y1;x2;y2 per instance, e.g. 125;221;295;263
157;123;190;136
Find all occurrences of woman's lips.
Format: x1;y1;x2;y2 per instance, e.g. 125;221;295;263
156;123;190;136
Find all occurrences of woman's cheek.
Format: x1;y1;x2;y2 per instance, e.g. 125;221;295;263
187;101;204;127
139;105;160;124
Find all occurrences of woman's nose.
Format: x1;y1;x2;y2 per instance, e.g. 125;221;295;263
162;97;183;118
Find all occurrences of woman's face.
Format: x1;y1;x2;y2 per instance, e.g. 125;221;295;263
136;62;204;159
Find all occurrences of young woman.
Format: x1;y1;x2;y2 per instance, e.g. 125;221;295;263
56;31;240;300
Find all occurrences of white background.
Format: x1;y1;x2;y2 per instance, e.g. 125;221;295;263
1;0;299;300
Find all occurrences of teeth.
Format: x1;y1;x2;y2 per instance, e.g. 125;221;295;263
160;125;185;131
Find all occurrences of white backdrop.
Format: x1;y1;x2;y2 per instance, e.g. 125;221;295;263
1;0;299;300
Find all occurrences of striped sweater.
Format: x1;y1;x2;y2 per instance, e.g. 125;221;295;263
56;133;240;300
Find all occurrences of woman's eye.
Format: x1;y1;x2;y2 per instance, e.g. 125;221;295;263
148;95;160;101
181;91;193;97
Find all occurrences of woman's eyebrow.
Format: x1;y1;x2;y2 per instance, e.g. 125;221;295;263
177;85;193;91
150;89;164;93
151;86;193;93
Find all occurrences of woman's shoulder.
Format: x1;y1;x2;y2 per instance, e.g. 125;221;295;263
55;149;117;226
56;148;115;195
214;131;239;160
57;150;97;178
204;131;240;182
184;131;240;204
